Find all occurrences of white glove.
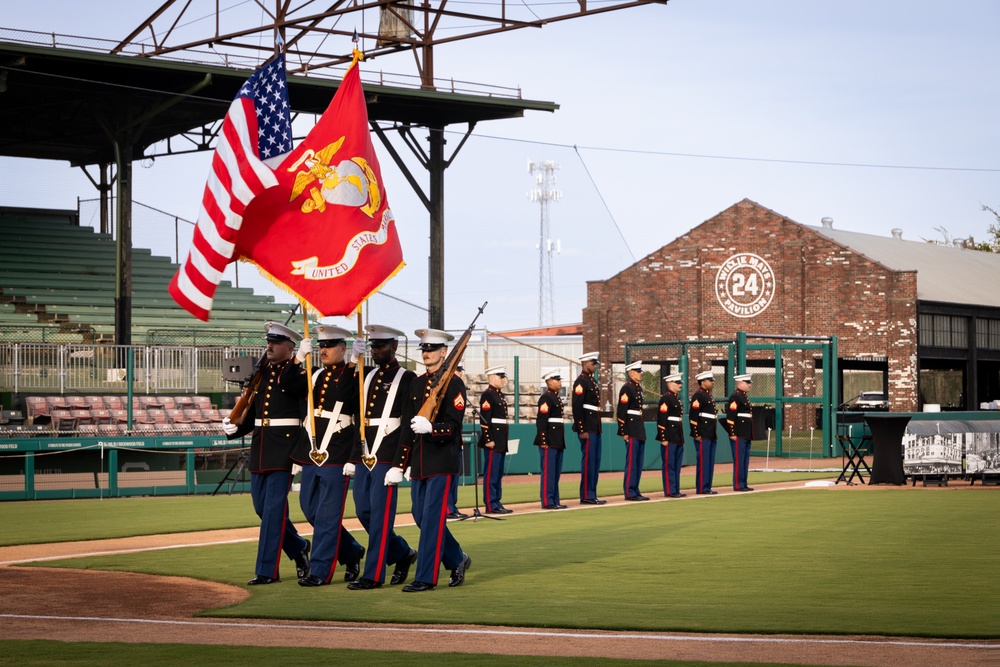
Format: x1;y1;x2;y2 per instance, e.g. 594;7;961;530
403;466;411;482
221;417;238;436
384;467;404;486
294;338;313;363
411;415;432;434
350;338;366;363
343;462;356;477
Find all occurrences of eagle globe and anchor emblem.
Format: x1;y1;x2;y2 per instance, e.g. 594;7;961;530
285;136;395;281
714;252;776;318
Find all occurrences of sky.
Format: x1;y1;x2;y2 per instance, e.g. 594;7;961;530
1;0;998;333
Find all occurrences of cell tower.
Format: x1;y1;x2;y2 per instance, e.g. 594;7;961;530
527;159;561;327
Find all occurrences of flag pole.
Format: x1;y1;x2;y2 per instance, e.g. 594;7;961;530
300;299;319;462
356;303;368;467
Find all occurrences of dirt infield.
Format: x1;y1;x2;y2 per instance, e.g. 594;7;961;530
0;472;994;666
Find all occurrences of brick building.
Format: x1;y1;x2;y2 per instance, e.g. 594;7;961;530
583;199;1000;415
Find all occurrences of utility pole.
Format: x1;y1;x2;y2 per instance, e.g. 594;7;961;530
527;159;561;327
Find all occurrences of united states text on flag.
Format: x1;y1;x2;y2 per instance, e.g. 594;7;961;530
168;55;293;321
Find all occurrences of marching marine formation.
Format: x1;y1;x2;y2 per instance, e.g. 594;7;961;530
478;365;512;514
396;328;472;591
656;372;686;498
292;325;367;586
572;352;605;505
688;370;720;495
617;361;649;501
535;370;567;509
222;322;312;585
346;324;418;590
726;373;755;492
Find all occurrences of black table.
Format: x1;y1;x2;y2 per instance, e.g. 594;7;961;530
864;414;910;485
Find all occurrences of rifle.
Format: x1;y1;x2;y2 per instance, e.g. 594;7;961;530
416;301;487;422
228;304;299;426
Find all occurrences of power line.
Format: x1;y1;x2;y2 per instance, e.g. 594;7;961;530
457;130;1000;173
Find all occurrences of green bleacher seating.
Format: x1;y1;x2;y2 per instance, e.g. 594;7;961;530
0;209;297;343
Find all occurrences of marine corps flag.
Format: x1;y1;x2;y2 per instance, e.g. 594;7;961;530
235;54;404;316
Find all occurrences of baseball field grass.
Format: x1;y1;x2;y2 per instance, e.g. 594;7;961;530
29;488;999;638
0;471;833;545
0;641;800;667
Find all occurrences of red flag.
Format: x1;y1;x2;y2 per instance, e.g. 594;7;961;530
236;60;404;316
168;56;294;321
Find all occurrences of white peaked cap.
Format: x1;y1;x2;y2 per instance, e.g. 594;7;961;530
578;351;600;363
695;371;715;382
485;365;506;376
624;361;643;372
542;369;562;381
365;324;405;340
316;325;352;341
415;328;455;348
664;373;683;383
265;321;303;343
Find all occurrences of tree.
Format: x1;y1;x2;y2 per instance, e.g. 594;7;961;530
923;205;999;253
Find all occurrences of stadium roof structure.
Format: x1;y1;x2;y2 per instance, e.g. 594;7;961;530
0;39;557;166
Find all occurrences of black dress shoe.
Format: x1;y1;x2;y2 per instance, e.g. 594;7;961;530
555;504;568;509
594;499;607;505
446;512;463;520
494;508;513;514
247;575;279;586
542;504;558;509
346;577;382;590
637;495;651;501
580;499;598;505
294;539;311;580
298;574;328;587
390;548;417;585
402;581;435;592
344;546;365;582
708;490;718;495
668;493;686;498
449;553;472;587
744;487;754;492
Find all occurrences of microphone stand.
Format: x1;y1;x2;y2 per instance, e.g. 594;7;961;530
463;406;502;522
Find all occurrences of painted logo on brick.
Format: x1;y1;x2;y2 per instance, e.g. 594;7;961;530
715;253;775;318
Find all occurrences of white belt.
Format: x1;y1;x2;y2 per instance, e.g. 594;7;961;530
368;417;401;431
491;418;509;425
548;417;566;423
315;410;353;428
583;404;599;411
699;412;717;419
255;418;301;427
667;416;681;422
627;409;641;416
737;412;752;418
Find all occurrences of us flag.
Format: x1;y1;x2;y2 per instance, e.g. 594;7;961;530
169;55;294;321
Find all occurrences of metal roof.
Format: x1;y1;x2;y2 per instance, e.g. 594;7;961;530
0;40;558;166
812;225;1000;308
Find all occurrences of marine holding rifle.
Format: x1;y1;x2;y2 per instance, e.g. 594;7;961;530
221;321;312;586
395;328;472;592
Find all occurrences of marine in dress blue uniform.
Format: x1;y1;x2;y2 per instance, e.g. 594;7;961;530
726;373;755;492
572;352;605;505
688;371;720;495
617;361;649;501
222;322;311;585
478;365;512;514
292;325;366;586
345;324;417;590
396;328;472;592
535;370;567;509
656;373;686;498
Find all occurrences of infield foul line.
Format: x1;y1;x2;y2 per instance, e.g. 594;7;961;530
0;614;990;649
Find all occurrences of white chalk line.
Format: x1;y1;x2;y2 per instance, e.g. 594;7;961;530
0;614;990;650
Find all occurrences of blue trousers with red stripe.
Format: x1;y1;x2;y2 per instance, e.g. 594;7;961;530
539;446;563;507
731;437;751;490
353;463;411;584
694;439;718;493
623;437;646;499
250;470;308;580
660;443;683;496
482;448;506;511
410;474;464;586
299;463;365;584
578;432;602;501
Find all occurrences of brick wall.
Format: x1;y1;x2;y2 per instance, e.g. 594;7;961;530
583;199;919;411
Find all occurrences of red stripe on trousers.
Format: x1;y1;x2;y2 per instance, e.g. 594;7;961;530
374;485;395;583
325;480;350;584
484;451;493;509
431;475;452;585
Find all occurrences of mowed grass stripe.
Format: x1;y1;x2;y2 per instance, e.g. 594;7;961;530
34;489;999;638
0;472;832;546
